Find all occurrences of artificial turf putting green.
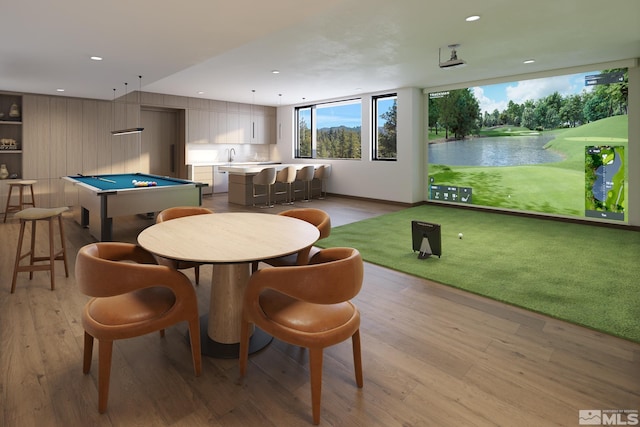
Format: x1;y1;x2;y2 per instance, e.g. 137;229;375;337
317;204;640;343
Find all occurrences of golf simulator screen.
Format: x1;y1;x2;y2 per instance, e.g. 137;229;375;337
427;68;628;222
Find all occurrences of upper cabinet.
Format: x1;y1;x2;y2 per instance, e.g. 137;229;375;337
187;109;210;144
250;105;276;145
188;100;276;145
0;93;23;179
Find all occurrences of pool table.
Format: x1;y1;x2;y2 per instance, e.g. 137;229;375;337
63;173;206;241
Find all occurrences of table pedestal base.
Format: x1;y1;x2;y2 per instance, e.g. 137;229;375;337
195;315;272;359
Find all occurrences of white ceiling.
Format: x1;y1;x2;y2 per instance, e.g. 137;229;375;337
1;0;638;106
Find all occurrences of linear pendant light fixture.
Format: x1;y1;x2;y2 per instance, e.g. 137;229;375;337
111;76;144;136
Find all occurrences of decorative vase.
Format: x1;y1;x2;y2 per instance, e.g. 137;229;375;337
9;103;20;119
0;164;9;179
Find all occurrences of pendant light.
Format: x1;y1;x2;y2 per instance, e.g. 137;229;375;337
111;76;144;135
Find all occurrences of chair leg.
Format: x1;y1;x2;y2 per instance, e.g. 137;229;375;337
48;217;55;291
194;265;200;285
238;319;252;376
83;331;94;374
11;220;26;293
352;329;363;388
309;348;324;425
3;184;14;223
98;340;114;413
57;214;69;278
29;220;36;280
187;317;202;376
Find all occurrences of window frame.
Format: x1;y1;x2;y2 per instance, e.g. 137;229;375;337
372;93;398;161
295;105;313;159
294;98;362;160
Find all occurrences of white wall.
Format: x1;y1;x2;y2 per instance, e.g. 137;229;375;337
273;87;425;204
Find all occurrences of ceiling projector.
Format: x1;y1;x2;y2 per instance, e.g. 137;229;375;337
439;44;467;69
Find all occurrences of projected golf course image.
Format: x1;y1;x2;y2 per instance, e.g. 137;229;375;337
427;69;628;221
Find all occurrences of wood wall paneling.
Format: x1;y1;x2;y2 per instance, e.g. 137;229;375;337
64;98;83;207
65;98;83;176
96;101;113;175
81;100;98;175
163;95;189;108
22;95;51;180
50;97;68;179
124;103;141;173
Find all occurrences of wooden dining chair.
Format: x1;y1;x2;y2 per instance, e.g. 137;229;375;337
240;247;364;424
75;242;202;413
155;206;214;285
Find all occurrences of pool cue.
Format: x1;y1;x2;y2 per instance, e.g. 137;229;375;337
77;173;116;184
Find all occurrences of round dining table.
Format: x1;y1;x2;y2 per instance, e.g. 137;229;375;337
137;212;320;358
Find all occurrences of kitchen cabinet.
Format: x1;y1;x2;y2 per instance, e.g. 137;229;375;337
188;164;213;195
187;109;210;144
250;105;276;144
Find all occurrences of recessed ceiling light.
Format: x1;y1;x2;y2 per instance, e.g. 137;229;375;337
56;88;65;92
90;56;103;61
523;59;535;64
197;91;205;95
465;15;480;22
271;70;280;74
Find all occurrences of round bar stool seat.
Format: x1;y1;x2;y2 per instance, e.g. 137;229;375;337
11;206;70;293
4;180;37;223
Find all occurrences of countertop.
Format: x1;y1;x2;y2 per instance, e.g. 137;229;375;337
218;163;329;175
188;161;280;167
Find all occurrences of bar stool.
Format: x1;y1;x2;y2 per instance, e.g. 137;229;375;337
293;165;315;202
252;167;277;208
11;207;70;293
4;180;36;222
311;165;327;199
273;165;296;205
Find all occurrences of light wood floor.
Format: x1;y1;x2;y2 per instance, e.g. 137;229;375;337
1;194;638;426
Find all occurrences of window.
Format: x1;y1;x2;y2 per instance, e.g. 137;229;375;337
373;94;397;160
296;106;312;158
295;99;361;159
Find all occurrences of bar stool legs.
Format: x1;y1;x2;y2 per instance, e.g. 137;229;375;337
11;207;70;293
4;180;37;223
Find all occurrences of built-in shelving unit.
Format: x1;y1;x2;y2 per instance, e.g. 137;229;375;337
0;92;23;179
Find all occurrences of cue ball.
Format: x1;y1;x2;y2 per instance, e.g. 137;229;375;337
458;233;463;239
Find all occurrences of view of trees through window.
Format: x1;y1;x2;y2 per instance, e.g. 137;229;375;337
296;107;312;157
373;94;397;160
296;100;362;159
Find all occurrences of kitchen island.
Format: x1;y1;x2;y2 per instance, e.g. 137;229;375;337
219;163;329;205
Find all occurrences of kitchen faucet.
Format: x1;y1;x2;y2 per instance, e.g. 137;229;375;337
229;148;236;163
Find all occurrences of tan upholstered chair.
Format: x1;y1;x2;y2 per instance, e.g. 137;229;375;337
273;165;296;205
263;208;331;267
252;167;277;208
239;247;364;425
311;165;329;199
293;165;315;202
156;206;214;285
75;242;202;413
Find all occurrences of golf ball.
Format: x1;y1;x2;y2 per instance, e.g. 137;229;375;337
458;233;463;239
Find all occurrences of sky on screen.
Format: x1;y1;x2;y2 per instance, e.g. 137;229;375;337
473;71;595;115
